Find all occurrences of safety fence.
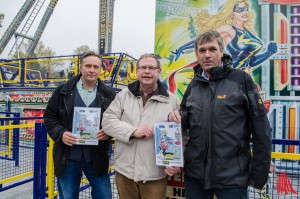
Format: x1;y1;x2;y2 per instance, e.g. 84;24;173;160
0;114;118;198
0;115;300;198
166;147;300;199
0;112;35;193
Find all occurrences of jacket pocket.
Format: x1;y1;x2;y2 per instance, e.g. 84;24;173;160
184;160;205;180
53;143;68;177
237;144;250;175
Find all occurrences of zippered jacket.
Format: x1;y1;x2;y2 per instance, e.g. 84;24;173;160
102;80;179;182
43;74;116;178
181;54;272;190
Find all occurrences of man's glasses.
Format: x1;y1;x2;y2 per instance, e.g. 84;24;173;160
137;66;159;71
233;5;249;13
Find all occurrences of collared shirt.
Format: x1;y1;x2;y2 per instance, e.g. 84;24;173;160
201;70;209;80
140;85;158;107
201;62;223;80
76;78;98;106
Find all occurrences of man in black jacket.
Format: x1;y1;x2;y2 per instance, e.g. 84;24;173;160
44;51;115;199
168;30;272;199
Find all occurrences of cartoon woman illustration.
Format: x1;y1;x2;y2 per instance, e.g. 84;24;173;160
172;0;277;69
78;116;86;136
159;130;169;156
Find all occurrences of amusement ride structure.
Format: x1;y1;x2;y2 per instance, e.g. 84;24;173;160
1;1;300;199
0;0;115;58
0;2;136;197
0;0;138;88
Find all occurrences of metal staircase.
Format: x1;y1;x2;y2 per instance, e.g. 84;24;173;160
27;0;59;56
8;0;47;58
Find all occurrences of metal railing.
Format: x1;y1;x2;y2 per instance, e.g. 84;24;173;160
0;115;300;198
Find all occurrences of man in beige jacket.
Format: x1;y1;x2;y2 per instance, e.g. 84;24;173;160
102;53;180;199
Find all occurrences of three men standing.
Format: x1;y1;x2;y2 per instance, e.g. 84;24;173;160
45;31;272;199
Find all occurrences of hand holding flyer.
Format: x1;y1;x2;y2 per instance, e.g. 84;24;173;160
154;122;183;167
72;107;101;145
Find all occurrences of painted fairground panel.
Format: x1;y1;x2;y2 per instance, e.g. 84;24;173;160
156;0;298;100
100;55;118;81
22;108;44;141
115;58;138;85
155;0;300;198
0;91;50;146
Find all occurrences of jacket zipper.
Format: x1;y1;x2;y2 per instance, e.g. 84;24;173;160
62;93;71;165
63;93;70;129
207;81;217;189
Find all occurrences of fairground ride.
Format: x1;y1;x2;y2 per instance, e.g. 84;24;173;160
0;0;139;117
0;0;137;86
0;52;138;89
0;0;115;58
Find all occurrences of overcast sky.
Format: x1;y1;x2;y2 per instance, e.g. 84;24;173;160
0;0;156;59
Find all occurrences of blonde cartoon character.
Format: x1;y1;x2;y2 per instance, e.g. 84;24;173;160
77;116;86;137
172;0;277;69
159;130;169;156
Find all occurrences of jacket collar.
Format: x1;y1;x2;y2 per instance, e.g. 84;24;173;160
193;54;232;81
128;80;169;98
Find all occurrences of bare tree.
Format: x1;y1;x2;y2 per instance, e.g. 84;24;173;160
0;13;4;28
17;41;64;77
73;45;95;55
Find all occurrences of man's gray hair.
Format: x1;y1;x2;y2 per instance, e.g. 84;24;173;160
137;53;161;69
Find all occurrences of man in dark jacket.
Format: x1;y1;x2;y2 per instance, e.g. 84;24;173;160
168;30;272;199
44;51;115;199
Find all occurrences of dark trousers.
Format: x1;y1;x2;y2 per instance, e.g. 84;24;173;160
184;175;248;199
57;157;111;199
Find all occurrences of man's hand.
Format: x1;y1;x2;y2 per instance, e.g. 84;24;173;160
132;125;153;139
164;166;181;176
62;131;76;146
96;129;109;140
168;110;181;123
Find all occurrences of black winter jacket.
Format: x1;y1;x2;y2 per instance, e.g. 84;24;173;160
181;54;272;190
43;74;116;178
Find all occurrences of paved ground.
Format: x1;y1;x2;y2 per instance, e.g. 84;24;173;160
1;176;119;199
1;182;32;199
1;139;119;199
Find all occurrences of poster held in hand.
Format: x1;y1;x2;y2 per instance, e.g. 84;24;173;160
154;122;183;167
72;107;101;145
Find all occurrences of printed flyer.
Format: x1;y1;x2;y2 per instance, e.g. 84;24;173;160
154;122;183;167
72;107;101;145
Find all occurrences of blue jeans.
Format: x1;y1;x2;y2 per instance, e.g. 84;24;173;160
185;175;248;199
57;158;112;199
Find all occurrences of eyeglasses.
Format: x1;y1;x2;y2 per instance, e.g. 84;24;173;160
137;66;159;71
233;5;249;13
